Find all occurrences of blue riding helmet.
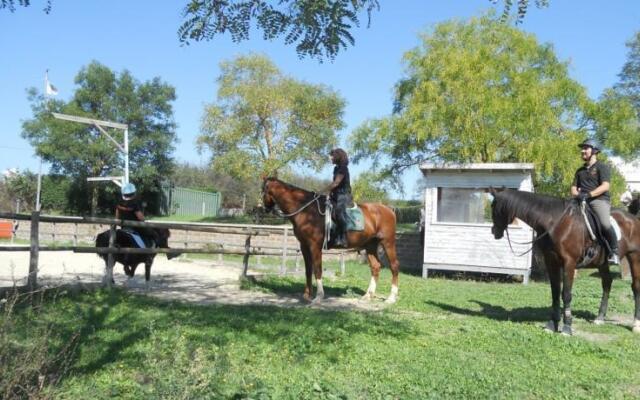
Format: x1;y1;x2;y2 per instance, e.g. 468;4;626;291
577;138;601;153
121;182;136;198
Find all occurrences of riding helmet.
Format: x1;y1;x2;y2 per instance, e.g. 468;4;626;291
577;138;601;153
121;182;136;198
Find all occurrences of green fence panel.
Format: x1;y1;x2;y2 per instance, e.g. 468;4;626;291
161;186;221;217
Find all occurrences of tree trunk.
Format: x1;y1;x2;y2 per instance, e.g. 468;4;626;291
91;185;98;216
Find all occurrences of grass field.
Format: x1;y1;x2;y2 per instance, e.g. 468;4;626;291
3;264;640;399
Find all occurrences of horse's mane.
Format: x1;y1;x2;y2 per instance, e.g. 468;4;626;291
266;177;322;201
495;189;570;227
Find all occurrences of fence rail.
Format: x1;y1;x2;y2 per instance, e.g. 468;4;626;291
0;212;354;289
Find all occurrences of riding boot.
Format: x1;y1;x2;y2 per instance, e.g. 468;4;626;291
605;227;620;264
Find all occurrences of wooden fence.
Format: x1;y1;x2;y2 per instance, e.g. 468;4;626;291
0;212;354;290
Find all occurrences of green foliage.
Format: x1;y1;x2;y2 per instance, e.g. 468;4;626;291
351;171;390;203
614;30;640;113
179;0;381;61
349;14;640;197
7;269;640;398
21;61;177;215
4;170;37;211
198;53;345;180
0;0;51;13
393;205;422;224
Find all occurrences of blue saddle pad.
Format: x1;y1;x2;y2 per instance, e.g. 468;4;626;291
346;206;365;231
120;229;150;248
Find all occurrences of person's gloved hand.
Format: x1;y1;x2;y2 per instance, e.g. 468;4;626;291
577;191;590;201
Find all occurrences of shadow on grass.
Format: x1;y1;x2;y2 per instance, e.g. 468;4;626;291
39;287;412;379
244;275;367;299
426;299;597;323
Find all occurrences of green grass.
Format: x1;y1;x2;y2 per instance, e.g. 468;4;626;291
4;266;640;399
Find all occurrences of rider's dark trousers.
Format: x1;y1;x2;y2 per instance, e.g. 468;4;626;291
332;191;353;242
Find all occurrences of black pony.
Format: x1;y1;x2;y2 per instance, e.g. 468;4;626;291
490;188;640;335
95;228;179;286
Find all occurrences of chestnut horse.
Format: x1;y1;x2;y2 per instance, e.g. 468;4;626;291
490;188;640;335
262;178;400;303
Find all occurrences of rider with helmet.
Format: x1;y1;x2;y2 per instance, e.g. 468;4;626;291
571;139;619;264
324;148;353;248
116;182;155;246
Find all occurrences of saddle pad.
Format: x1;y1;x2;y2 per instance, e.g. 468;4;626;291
346;206;365;231
120;229;147;248
611;216;621;241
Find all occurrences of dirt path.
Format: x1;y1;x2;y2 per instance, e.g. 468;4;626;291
0;249;385;311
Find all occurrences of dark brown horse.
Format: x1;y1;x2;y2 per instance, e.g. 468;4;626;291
490;188;640;334
262;178;400;303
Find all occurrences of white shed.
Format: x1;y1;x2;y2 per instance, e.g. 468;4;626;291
419;162;535;283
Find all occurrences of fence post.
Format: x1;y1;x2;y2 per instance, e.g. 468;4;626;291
295;250;300;272
242;234;252;277
340;251;345;276
73;223;78;246
27;211;40;291
104;224;116;288
52;221;56;243
281;227;288;275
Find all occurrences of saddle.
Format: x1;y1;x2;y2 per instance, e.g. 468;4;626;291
120;228;156;249
577;201;620;266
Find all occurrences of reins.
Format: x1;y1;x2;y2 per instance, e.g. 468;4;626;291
504;202;573;257
273;194;326;218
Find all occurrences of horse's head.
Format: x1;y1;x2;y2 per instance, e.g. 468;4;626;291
261;177;277;214
489;187;510;240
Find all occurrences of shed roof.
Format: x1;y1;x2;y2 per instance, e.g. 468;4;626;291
419;162;534;173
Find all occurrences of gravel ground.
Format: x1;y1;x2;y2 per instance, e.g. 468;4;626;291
0;248;385;311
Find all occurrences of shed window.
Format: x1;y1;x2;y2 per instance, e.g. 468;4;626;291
436;188;493;224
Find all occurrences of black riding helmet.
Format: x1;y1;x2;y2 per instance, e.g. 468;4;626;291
577;138;601;154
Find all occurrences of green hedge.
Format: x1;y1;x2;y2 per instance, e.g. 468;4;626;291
393;206;422;224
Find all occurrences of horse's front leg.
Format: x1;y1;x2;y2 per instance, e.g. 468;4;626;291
300;245;313;302
363;247;381;301
561;262;576;335
545;264;562;333
144;257;153;291
594;262;613;324
310;243;324;303
627;253;640;333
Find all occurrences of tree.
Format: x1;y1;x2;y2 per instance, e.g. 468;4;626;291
349;14;639;197
2;1;549;61
22;61;177;215
614;31;640;112
197;53;345;181
351;171;390;203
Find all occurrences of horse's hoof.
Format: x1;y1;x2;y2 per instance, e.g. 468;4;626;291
311;296;324;304
543;320;558;333
561;325;573;336
384;296;397;304
633;326;640;334
593;318;605;325
303;294;312;303
362;292;373;301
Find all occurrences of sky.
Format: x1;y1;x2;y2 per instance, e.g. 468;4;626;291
1;1;639;199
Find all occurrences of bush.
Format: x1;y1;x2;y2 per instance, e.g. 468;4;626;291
394;206;422;224
0;287;79;399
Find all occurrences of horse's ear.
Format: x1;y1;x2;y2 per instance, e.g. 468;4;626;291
488;187;497;195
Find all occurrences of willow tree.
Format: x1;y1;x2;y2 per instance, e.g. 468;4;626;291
349;14;638;197
198;53;345;180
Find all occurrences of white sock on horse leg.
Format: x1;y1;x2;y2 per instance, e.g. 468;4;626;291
314;278;325;300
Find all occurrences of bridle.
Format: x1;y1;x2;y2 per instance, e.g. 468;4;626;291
262;180;327;218
499;201;573;257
